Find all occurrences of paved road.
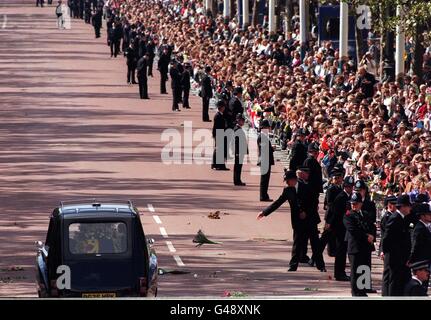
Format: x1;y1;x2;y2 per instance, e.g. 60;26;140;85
0;2;383;297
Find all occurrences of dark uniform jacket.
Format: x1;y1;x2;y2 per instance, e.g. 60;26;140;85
181;70;191;90
169;67;181;89
379;210;396;255
234;125;248;164
324;183;342;211
257;132;274;167
289;140;307;170
404;277;428;296
382;213;412;267
303;156;323;195
228;97;244;125
327;190;350;230
200;74;213;98
212;111;226;139
125;47;137;67
136;57;148;77
262;181;312;229
410;221;431;263
157;52;170;74
344;209;375;255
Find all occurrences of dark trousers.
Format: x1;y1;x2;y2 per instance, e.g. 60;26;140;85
233;163;243;184
260;166;271;200
290;223;308;267
212;138;227;169
127;66;136;84
382;261;390;296
172;87;181;110
348;252;369;296
384;258;411;296
110;40;119;57
202;97;210;121
36;0;44;6
319;228;337;257
334;230;347;277
307;223;325;268
183;88;190;107
160;72;167;93
148;58;154;76
94;26;101;38
138;75;148;99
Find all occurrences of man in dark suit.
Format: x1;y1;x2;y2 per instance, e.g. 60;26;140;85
410;203;431;263
125;41;137;84
157;47;170;94
211;101;228;171
404;260;429;296
200;66;213;122
325;176;355;281
91;7;103;38
380;195;398;296
343;192;375;296
181;63;192;109
233;114;247;186
289;129;307;171
382;194;413;296
169;60;182;111
136;53;149;99
227;87;244;129
258;120;274;202
257;170;313;271
320;170;343;259
146;38;156;77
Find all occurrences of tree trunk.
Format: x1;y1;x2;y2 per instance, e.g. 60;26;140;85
252;0;258;26
231;0;237;18
413;23;425;82
285;0;292;33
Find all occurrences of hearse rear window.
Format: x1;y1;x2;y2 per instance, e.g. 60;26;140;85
69;222;127;254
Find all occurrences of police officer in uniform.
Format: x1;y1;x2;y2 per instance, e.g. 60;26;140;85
380;195;398;296
404;260;430;296
211;101;228;171
91;7;102;38
258;119;274;202
325;176;355;281
233;114;247;186
289;129;307;171
200;66;213;122
136;53;150;99
125;41;137;84
181;63;192;109
227;87;244;129
320;170;344;258
257;170;312;271
344;192;375;296
157;47;170;94
382;194;413;296
353;180;377;293
410;203;431;263
169;60;182;111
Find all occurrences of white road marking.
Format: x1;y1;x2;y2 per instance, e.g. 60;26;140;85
2;15;7;29
147;204;155;212
166;241;176;253
153;215;162;224
159;227;168;238
173;255;185;267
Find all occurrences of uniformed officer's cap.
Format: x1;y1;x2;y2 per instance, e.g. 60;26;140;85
330;170;343;178
384;195;397;206
410;260;430;271
343;176;355;187
233;87;243;95
307;142;319;152
283;169;297;181
415;193;429;203
260;119;271;128
415;203;431;216
354;180;367;191
396;194;412;208
216;100;226;109
350;192;363;203
298;166;310;173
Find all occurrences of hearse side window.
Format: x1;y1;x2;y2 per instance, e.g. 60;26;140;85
68;222;127;254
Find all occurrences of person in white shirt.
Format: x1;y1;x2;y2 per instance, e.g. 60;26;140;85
55;0;64;29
